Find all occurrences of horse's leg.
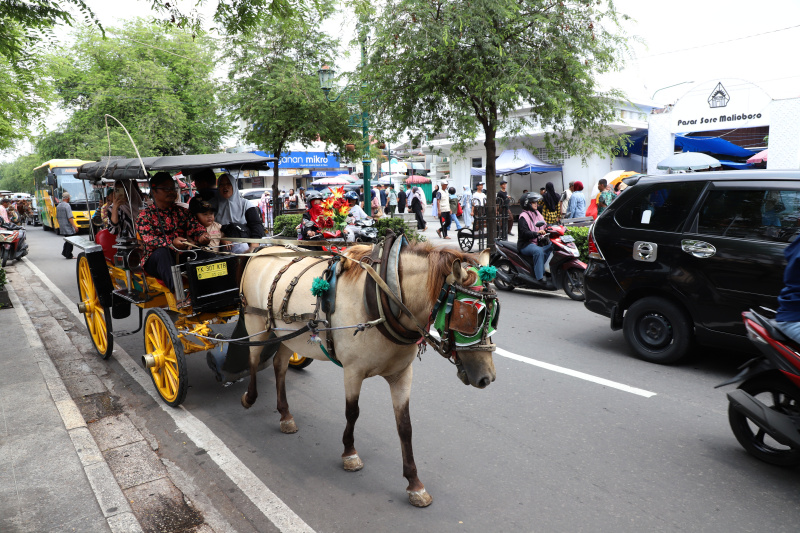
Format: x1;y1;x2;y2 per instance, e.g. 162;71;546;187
385;364;432;507
241;314;268;409
342;369;365;471
273;345;298;433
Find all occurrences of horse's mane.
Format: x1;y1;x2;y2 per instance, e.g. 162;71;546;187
341;242;478;304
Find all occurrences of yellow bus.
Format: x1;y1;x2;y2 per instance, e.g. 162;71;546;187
34;159;98;232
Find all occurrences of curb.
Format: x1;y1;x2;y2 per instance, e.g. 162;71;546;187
6;282;144;533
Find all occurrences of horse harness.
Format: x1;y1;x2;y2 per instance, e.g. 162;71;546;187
240;234;498;366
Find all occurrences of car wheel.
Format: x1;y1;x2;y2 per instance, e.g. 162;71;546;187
623;296;693;364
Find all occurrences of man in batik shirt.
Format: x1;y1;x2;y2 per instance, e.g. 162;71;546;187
137;172;209;290
597;178;615;216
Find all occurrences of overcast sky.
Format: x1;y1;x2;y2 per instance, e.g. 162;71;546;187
6;0;800;160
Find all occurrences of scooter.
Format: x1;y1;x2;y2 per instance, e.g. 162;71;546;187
349;218;379;243
491;221;586;301
0;221;28;267
717;309;800;466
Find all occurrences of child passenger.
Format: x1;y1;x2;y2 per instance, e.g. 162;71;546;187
188;196;227;252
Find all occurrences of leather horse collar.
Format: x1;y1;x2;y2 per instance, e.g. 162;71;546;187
363;231;423;345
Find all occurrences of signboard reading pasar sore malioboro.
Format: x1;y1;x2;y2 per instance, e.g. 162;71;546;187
669;79;771;133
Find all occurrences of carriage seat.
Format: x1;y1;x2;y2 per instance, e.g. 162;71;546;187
95;229;117;262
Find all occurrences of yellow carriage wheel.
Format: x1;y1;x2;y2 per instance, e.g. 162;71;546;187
288;352;313;370
143;308;188;407
76;253;114;359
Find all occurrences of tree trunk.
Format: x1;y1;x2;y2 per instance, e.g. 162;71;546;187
484;129;497;250
271;142;284;222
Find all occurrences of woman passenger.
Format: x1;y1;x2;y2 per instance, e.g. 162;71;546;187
216;173;265;253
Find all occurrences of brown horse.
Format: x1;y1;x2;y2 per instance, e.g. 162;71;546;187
239;242;497;507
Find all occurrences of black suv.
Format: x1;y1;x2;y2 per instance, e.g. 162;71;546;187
584;170;800;364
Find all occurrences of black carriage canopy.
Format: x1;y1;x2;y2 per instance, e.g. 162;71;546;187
75;153;279;182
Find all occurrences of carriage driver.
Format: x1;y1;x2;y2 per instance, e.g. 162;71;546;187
137;171;210;291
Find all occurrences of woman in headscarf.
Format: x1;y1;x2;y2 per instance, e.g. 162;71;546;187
566;180;587;218
109;181;136;240
410;186;427;230
216;173;265;252
258;189;272;228
541;181;561;224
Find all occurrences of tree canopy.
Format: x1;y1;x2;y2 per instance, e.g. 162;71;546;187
365;0;632;245
224;10;355;198
39;20;229;160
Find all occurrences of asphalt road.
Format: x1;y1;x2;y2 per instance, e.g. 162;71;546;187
20;225;800;532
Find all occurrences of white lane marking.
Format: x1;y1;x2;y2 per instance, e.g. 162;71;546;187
495;347;657;398
22;257;316;533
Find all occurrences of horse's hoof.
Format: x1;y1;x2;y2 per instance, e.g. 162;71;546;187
407;488;433;507
280;419;298;433
342;454;363;471
241;393;253;409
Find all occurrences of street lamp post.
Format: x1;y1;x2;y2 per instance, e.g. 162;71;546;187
318;24;373;215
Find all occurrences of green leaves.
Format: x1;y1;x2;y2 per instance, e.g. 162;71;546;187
40;20;229;159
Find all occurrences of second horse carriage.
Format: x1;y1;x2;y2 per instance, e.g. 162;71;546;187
66;153;312;407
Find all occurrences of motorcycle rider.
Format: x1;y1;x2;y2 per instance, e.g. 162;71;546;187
517;192;551;282
775;234;800;344
343;191;370;242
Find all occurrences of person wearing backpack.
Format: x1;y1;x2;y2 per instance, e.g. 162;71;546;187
447;186;463;230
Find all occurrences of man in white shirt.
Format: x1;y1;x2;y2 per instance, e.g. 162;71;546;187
344;191;370;242
472;182;487;215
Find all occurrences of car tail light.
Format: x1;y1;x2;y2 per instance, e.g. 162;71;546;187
588;228;604;260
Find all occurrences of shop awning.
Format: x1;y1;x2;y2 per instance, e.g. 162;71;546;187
675;135;755;158
471;148;562;176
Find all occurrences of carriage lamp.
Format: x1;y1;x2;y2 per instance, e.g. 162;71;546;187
318;65;335;96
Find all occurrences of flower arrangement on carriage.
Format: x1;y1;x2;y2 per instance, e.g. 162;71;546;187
306;187;351;239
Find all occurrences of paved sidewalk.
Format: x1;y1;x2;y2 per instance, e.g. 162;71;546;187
394;212;517;250
1;260;222;533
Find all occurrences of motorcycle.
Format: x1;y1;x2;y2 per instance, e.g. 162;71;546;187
0;221;28;267
491;221;586;301
347;218;378;243
717;309;800;466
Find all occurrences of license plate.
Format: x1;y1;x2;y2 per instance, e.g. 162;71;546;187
196;262;228;280
561;235;575;243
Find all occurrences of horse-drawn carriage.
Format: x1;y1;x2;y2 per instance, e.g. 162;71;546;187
66;151;501;506
66;153;312;407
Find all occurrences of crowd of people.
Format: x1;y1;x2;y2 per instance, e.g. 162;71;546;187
0;196;34;225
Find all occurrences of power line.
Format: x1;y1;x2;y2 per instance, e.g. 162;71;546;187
632;24;800;60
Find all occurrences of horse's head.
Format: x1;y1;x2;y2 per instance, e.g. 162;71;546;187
445;250;497;389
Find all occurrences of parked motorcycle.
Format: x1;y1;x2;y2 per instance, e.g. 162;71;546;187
717;309;800;466
491;221;586;301
0;221;28;267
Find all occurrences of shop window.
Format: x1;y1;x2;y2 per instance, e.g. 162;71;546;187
471;157;482;168
615;181;706;232
697;189;800;243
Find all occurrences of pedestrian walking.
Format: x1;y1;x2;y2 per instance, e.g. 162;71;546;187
460;186;473;228
436;183;452;239
397;186;407;214
448;186;463;231
566;181;586;218
379;185;387;209
57;193;79;259
410;186;427;230
497;180;513;236
541;182;561;224
560;181;574;219
597;178;615;216
386;184;398;217
297;188;307;210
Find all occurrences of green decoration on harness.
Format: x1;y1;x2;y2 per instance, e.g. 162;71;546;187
478;265;497;283
310;277;330;297
434;290;498;347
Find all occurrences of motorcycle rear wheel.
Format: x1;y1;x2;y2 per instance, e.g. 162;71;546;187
562;268;585;301
491;259;515;292
728;374;800;466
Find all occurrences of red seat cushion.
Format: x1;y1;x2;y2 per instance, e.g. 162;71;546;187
95;229;116;262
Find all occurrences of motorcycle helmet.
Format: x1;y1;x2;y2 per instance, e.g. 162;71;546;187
305;190;322;204
519;192;542;211
344;191;359;202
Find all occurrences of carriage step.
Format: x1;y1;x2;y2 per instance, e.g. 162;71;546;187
112;289;148;304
